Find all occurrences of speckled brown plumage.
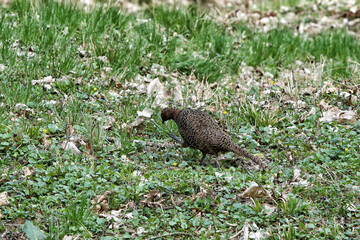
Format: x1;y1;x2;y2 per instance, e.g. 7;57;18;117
161;108;264;168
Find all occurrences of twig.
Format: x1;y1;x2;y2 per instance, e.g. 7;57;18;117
101;220;113;236
229;229;243;239
226;222;237;227
211;210;217;234
146;232;194;240
170;195;177;208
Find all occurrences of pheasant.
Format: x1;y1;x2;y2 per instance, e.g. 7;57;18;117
161;108;264;168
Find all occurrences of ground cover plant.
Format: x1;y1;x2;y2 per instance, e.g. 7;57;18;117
0;0;359;239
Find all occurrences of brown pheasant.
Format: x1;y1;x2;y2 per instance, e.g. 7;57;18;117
161;108;264;168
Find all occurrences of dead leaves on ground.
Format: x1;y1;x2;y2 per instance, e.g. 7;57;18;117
0;191;9;219
0;191;9;207
123;108;155;129
319;99;357;124
221;1;360;38
239;182;271;200
229;221;270;240
91;190;112;215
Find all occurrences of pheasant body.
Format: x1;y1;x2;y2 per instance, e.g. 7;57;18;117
161;108;263;167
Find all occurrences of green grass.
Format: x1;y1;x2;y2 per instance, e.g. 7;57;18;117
2;1;360;83
0;0;359;239
254;0;305;10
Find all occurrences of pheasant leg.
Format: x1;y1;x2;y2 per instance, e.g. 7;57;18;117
200;153;207;165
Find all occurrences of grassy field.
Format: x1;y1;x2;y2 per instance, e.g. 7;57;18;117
0;0;359;239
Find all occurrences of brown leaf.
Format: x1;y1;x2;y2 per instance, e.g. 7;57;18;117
319;100;357;124
96;191;112;204
91;191;113;215
42;135;52;149
31;76;55;86
144;190;161;202
123;201;136;209
61;141;81;155
103;116;116;130
0;191;9;207
239;182;269;199
99;209;125;229
23;166;35;177
73;76;83;85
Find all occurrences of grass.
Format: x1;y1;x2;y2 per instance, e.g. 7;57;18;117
0;0;359;239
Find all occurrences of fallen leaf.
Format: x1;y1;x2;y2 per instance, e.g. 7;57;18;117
91;191;112;215
63;235;81;240
125;212;133;219
144;190;161;202
99;210;123;229
73;76;83;85
337;111;358;124
321;81;338;94
137;227;146;234
23;166;35;177
41;135;52;149
128;116;145;128
61;141;81;155
147;77;162;95
249;229;271;239
103;116;116;130
147;78;168;108
263;203;276;214
194;81;214;101
292;167;301;182
0;64;6;72
172;79;183;105
14;103;34;117
101;67;112;79
319;100;357;124
239;220;249;240
137;108;154;118
193;186;212;199
239;182;269;199
291;179;310;187
132;170;147;182
108;90;120;98
96;191;112;204
125;108;154;129
31;76;55;86
308;107;317;116
62;27;69;35
98;56;109;64
0;191;9;207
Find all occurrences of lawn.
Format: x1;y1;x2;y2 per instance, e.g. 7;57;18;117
0;0;359;239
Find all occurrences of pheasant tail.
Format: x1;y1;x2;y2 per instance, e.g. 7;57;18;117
230;145;264;168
